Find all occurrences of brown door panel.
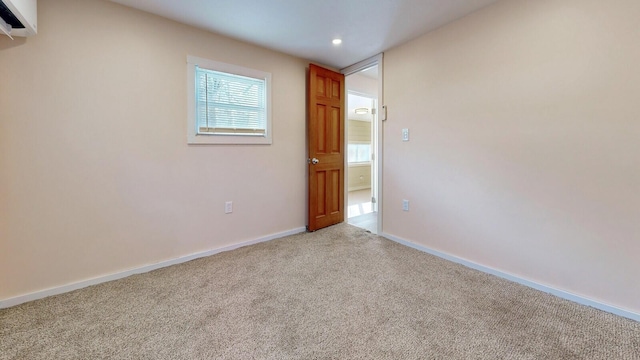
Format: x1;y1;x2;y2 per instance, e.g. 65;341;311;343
308;64;345;231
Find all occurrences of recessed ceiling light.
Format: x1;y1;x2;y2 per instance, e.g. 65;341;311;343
355;108;369;115
332;39;342;45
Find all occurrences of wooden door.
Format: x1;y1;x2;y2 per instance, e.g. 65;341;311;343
308;64;345;231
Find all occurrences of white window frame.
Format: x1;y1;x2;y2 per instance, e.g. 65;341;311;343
187;55;272;145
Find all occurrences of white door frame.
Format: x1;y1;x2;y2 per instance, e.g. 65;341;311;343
341;53;383;234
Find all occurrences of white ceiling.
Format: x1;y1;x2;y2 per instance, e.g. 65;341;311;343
348;93;375;122
110;0;500;69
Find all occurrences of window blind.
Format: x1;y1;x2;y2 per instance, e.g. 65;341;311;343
348;144;371;163
195;66;267;136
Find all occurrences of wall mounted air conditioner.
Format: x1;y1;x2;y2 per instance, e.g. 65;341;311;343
0;0;37;39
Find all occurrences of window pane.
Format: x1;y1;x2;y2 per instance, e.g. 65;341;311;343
348;144;370;163
187;56;272;145
195;66;266;135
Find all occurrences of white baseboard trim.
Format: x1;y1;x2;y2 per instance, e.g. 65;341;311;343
0;227;307;309
381;232;640;323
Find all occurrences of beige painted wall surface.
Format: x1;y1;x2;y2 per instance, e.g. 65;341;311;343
348;166;371;192
0;0;307;300
383;0;640;313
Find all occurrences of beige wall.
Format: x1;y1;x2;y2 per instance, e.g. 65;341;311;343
0;0;308;300
383;0;640;314
348;166;371;192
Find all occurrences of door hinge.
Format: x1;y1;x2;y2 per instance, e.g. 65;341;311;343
372;197;377;204
371;108;376;115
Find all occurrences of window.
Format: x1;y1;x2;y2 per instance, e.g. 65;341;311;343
348;143;371;163
187;56;272;144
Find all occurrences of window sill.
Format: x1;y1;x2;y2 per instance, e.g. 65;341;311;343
188;133;272;145
348;162;372;167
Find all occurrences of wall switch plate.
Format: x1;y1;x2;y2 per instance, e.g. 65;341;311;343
402;199;409;211
225;201;233;214
402;128;409;141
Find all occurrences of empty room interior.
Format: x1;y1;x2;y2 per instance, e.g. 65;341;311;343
1;0;639;358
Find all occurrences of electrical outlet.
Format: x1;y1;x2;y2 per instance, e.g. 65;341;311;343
402;199;409;211
225;201;233;214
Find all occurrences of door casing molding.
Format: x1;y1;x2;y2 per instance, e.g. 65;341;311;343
341;54;383;234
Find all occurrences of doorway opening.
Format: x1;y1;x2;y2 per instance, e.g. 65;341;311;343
346;91;376;233
343;57;381;234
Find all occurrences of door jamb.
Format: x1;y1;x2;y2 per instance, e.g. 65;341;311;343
341;53;383;235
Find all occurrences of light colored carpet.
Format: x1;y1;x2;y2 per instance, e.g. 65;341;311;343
1;224;639;359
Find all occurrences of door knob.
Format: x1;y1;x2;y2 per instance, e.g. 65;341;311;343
310;158;319;165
